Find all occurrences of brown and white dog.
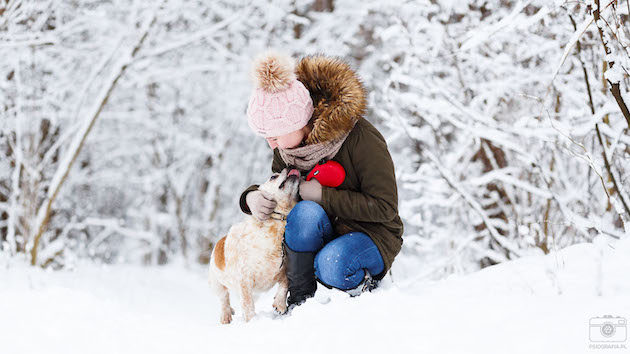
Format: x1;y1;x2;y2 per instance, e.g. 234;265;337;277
208;168;300;324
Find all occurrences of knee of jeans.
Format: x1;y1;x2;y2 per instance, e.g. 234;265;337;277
288;201;326;222
314;244;363;290
284;201;327;252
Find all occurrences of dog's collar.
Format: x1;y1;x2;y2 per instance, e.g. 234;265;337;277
270;212;287;221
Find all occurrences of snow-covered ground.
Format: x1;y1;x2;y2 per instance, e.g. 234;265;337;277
1;237;629;354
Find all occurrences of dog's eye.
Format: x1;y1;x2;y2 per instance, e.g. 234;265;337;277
270;175;278;180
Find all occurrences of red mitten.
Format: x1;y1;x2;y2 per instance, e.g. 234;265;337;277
306;160;346;187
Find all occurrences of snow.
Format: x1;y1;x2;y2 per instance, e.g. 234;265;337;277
2;237;629;354
605;63;625;84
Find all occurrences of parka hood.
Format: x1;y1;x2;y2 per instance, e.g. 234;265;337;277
295;55;367;145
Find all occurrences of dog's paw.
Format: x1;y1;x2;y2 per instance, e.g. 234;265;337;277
220;311;232;324
273;301;288;315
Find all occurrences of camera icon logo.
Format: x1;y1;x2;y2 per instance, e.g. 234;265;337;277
589;315;627;342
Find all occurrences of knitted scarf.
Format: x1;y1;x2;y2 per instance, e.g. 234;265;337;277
278;130;351;172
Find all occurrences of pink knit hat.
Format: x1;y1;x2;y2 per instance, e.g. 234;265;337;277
246;51;314;138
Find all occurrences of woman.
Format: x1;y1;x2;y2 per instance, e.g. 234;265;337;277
240;51;403;308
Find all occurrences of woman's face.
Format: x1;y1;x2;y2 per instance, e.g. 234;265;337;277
266;129;306;149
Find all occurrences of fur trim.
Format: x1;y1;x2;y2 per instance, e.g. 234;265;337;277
251;50;296;93
296;54;367;144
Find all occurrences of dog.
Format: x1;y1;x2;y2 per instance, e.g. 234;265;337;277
208;167;300;324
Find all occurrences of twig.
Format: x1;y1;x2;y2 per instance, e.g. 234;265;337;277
569;14;596;115
595;123;630;219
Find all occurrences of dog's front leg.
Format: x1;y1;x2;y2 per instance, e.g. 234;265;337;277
272;272;288;315
239;282;256;322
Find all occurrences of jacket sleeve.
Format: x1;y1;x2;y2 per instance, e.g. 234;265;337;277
320;127;398;223
239;148;287;214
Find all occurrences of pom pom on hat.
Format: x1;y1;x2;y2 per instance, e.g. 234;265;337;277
251;50;296;93
246;50;314;138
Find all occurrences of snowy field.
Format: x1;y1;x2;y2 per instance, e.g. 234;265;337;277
1;237;628;354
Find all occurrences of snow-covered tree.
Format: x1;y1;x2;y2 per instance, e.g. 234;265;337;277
1;0;627;279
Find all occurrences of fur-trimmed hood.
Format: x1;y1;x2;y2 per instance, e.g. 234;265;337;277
295;55;367;145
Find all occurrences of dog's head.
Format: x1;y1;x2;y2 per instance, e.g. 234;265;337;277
258;168;301;216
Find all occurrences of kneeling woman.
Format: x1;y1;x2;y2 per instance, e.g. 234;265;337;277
240;51;404;308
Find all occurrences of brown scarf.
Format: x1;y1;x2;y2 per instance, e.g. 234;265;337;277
278;130;351;172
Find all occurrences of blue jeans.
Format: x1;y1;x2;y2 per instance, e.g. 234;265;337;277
284;201;385;290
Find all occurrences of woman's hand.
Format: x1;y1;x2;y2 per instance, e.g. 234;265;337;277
299;178;322;203
246;190;277;221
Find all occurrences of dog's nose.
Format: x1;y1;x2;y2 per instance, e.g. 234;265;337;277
279;174;299;189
